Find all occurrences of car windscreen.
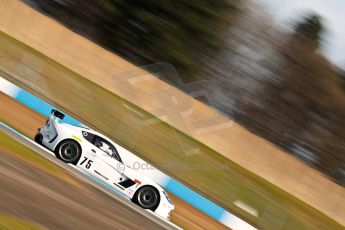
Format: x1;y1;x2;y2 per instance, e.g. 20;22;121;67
94;135;122;163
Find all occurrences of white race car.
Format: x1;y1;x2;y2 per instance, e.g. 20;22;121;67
35;109;174;219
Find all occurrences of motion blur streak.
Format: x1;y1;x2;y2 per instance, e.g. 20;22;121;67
0;0;344;229
0;130;167;230
0;77;252;229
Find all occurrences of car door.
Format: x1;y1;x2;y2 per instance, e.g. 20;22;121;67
88;135;125;184
77;131;98;171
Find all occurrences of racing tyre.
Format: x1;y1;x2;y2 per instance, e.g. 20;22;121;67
55;139;81;164
133;186;160;211
34;133;43;145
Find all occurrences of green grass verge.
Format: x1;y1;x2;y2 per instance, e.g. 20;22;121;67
0;215;43;230
0;125;65;179
0;31;343;229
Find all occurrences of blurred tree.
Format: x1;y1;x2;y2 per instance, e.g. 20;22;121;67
98;0;234;73
341;69;345;91
241;11;345;184
30;0;235;75
294;13;324;46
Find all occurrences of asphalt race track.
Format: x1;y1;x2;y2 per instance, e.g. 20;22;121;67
0;122;180;230
0;91;231;230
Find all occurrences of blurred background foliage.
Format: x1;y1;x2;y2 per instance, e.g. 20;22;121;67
25;0;345;185
29;0;235;73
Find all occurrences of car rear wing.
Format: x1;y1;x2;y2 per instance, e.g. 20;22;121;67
51;109;65;120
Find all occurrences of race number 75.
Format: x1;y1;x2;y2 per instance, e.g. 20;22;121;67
80;157;93;169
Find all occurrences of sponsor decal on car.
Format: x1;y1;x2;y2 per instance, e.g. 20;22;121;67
72;135;82;143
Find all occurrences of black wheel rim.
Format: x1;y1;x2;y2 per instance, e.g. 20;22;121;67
138;187;158;209
59;142;79;162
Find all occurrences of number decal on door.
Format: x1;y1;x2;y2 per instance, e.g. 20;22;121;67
80;156;93;169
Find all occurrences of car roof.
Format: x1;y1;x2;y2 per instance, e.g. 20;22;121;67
66;123;117;146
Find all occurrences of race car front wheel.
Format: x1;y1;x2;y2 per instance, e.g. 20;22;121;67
133;186;160;211
55;139;81;165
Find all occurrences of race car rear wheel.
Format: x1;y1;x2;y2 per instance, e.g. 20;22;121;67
55;139;81;165
34;133;43;145
133;186;160;211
